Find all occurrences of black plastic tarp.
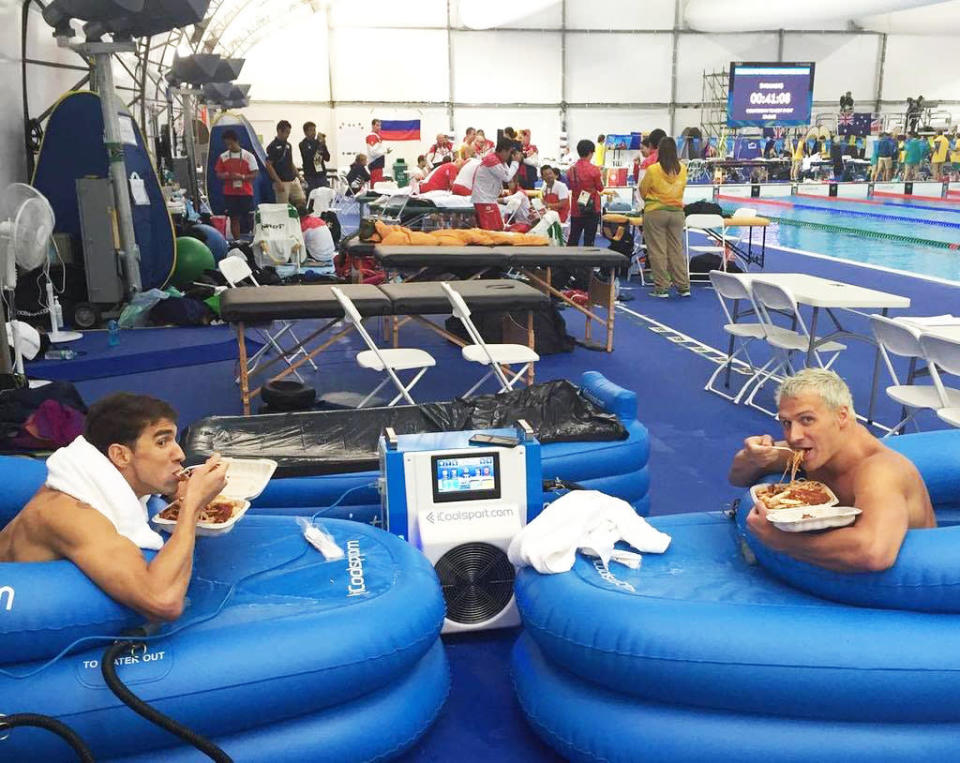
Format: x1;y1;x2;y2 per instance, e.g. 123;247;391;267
182;380;627;477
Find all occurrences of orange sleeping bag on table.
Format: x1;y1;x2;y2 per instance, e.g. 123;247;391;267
371;221;548;247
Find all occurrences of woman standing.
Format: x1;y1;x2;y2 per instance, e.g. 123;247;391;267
639;136;689;298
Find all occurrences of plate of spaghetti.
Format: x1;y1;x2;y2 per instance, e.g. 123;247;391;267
750;449;838;511
153;496;251;536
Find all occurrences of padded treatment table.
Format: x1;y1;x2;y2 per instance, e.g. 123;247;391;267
375;245;629;352
221;280;548;414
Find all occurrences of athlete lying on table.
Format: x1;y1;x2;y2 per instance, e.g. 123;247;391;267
0;393;227;621
728;369;934;572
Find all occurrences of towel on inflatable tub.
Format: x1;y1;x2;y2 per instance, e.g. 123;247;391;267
45;435;164;550
508;490;670;573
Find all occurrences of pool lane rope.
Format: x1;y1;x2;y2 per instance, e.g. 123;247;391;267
765;215;960;250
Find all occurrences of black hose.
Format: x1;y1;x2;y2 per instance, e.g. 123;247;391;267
543;478;586;493
101;640;233;763
0;713;95;762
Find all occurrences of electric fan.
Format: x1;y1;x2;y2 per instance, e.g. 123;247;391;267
0;184;81;372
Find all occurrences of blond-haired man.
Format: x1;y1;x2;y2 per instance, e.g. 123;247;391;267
729;369;934;572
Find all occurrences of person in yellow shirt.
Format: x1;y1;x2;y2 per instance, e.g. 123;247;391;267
594;135;606;168
930;130;950;180
639;136;689;298
789;134;805;181
950;132;960;180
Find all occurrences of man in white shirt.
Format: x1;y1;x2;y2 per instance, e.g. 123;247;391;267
426;133;455;168
365;119;390;186
540;165;569;222
452;145;481;196
471;138;521;230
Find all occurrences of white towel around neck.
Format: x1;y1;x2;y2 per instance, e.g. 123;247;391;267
507;490;671;574
45;435;165;550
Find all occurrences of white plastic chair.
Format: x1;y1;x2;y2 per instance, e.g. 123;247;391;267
743;280;846;414
331;287;435;408
684;213;727;282
725;207;757;245
705;271;770;402
252;203;305;268
440;282;539;397
918;334;960;428
870;315;960;435
218;253;317;383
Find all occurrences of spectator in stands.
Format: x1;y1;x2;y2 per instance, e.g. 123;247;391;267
903;133;927;181
906;98;920;133
299;121;330;193
639;136;689;298
567;138;604;248
471;137;521;230
839;91;854;114
214;128;258;239
540;165;569;223
265;120;306;208
930;129;950;181
426;133;455;167
346;154;371;196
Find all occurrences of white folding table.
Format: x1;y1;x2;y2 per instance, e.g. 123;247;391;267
737;273;911;424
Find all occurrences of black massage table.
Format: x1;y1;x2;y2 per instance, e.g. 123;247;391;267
220;280;548;414
372;245;629;352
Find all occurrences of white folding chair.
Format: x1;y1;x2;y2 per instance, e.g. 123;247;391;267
918;334;960;428
725;207;757;245
743;280;846;414
441;282;539;397
705;271;770;402
218;253;317;383
331;287;435;408
870;315;960;435
684;213;727;282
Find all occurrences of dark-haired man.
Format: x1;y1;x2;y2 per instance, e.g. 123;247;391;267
471;137;521;230
266;120;306;207
214;129;259;239
299;121;330;193
0;393;227;621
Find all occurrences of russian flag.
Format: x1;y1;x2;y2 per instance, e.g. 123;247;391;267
379;119;421;141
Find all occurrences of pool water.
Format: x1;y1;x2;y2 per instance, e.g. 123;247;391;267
726;196;960;283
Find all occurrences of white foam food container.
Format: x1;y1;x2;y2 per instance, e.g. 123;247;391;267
766;505;862;533
152;458;276;536
749;481;839;511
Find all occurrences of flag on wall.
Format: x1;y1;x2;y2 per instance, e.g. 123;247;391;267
837;112;872;137
378;119;421;141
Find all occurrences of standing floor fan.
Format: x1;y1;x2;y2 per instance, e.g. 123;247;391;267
0;183;80;372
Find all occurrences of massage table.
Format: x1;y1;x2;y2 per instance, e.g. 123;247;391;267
220;280;548;414
372;245;629;352
602;213;771;270
365;192;478;230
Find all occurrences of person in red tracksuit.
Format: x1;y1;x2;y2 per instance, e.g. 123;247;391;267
471;138;521;230
417;158;463;194
366;119;390;186
567;138;603;246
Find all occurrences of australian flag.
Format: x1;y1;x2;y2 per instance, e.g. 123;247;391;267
837;112;871;137
378;119;421;141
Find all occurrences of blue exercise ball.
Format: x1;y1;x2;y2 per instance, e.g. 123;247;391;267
190;224;229;262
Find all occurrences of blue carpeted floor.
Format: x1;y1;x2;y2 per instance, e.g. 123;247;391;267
29;237;959;761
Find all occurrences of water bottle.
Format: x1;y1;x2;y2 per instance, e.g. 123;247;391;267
107;319;120;347
44;348;77;360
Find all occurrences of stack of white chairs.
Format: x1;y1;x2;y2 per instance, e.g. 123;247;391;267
218;253;317;384
684;213;727;283
441;282;539;397
741;279;846;415
331;287;435;408
869;315;960;435
918;333;960;428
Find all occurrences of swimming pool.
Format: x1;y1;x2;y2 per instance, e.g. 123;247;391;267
723;195;960;283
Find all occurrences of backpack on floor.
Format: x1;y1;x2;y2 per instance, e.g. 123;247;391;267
690;253;742;274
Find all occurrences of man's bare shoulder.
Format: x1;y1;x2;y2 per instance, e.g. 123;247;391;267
854;446;920;489
24;488;118;543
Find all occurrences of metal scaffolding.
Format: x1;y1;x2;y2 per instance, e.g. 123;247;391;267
700;69;728;140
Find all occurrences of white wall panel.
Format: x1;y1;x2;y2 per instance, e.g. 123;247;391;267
452;31;561;103
331;0;447;28
332;105;449;171
882;35;960;101
455;107;562;161
781;33;880;103
566;0;674;30
566;107;672;146
674;33;779;102
566;33;672;103
244;15;330;102
240;103;334;150
331;28;448;102
450;2;563;28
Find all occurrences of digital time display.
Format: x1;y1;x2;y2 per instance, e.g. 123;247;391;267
727;62;815;128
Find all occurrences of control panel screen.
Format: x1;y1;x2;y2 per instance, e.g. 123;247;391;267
431;452;501;503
